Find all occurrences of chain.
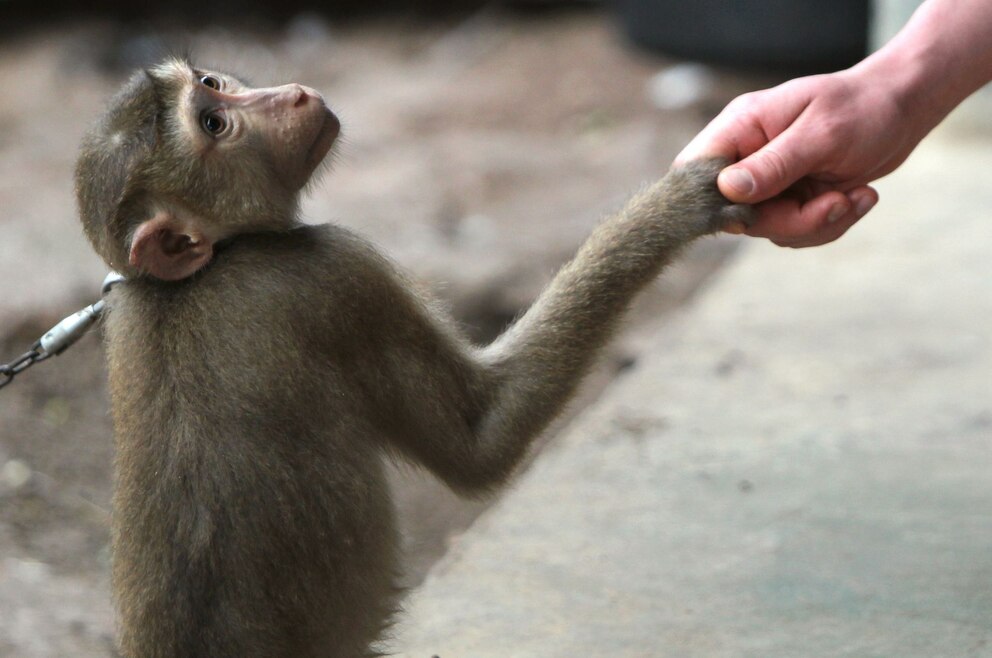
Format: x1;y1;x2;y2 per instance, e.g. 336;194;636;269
0;344;51;390
0;272;125;392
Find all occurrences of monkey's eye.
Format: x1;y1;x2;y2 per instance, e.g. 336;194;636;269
200;75;222;90
201;111;228;136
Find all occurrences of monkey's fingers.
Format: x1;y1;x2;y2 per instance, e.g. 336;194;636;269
718;203;757;234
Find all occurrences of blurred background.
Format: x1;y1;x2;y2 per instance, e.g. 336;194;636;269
0;1;986;656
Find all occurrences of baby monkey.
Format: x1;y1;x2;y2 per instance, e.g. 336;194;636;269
75;58;750;658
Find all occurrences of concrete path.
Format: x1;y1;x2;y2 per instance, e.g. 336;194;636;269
394;118;992;657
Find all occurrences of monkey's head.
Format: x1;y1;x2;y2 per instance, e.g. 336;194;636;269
75;58;340;281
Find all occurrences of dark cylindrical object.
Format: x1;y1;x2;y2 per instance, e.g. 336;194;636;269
616;0;870;74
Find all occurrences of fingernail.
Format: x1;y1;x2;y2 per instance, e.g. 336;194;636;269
722;168;754;196
855;195;877;217
826;203;846;224
722;220;747;235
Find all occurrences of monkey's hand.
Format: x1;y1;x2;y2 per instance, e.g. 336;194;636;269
665;158;756;235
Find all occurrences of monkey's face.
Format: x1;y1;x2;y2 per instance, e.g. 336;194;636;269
178;67;341;194
81;60;342;281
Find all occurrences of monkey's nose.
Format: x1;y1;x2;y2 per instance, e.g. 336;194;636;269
292;85;310;108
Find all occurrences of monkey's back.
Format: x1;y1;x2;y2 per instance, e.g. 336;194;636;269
104;224;401;658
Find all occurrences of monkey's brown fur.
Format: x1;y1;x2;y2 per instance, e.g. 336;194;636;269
75;59;750;657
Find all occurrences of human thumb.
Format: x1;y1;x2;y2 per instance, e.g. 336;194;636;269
717;134;815;204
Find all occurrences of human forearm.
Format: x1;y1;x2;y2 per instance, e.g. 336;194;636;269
857;0;992;137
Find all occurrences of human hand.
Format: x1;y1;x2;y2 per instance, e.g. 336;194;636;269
676;68;927;247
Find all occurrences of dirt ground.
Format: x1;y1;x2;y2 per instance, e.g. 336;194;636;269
0;10;776;656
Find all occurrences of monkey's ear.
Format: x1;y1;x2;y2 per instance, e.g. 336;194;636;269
129;212;214;281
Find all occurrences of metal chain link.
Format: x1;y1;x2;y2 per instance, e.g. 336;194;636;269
0;272;125;392
0;344;51;390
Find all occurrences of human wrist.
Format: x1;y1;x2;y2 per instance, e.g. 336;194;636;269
851;39;949;138
856;0;992;135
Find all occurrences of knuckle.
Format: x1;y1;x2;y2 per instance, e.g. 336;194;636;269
754;148;792;189
727;92;758;114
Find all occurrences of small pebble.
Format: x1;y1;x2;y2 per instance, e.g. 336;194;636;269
0;459;32;490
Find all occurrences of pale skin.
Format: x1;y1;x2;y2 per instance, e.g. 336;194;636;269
677;0;992;248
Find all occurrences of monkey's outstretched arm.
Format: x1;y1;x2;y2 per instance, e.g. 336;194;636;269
369;160;748;493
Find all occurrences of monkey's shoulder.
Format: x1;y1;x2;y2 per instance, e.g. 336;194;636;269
220;223;386;273
105;223;416;400
117;223;418;350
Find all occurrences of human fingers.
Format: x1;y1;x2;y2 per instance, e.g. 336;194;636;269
717;115;832;205
846;185;879;221
758;186;878;248
771;213;862;248
742;190;850;241
674;127;739;166
674;95;782;166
